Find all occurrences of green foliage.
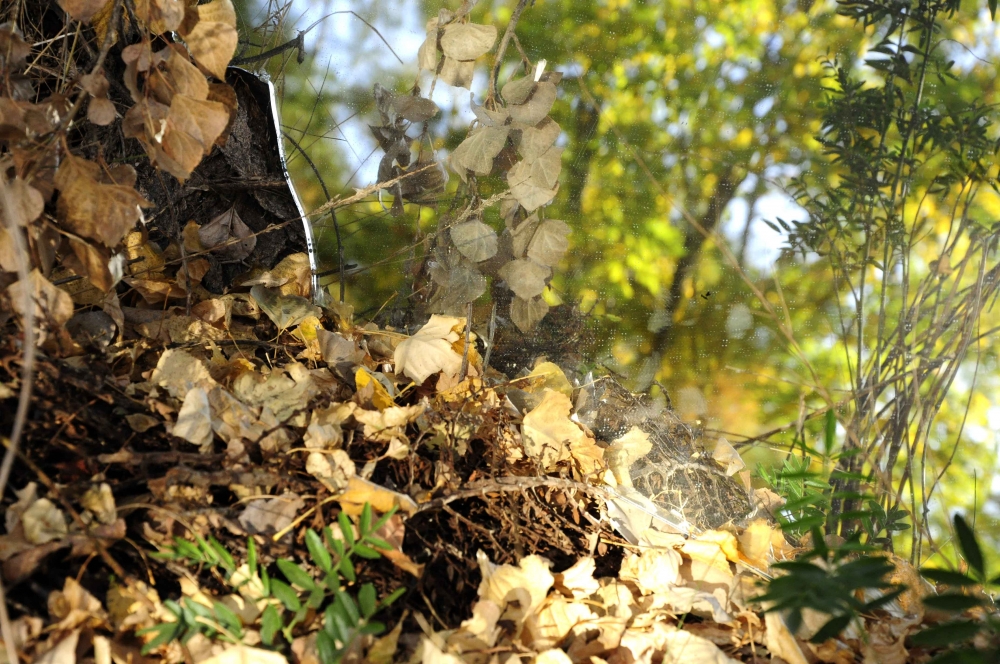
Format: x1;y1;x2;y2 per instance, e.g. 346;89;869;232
141;504;404;663
753;528;905;642
914;514;1000;662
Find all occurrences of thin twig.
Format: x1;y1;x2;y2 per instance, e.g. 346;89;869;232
0;163;35;664
488;0;532;102
282;131;346;302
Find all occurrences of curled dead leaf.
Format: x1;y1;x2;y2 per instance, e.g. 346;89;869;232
450;219;498;263
498;258;550;300
527;219;570;267
178;0;237;79
393;315;466;385
440;23;497;61
54;154;150;247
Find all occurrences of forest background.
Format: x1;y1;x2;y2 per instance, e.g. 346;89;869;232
250;0;1000;565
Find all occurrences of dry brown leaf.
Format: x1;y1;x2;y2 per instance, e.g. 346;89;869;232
172;386;214;450
519;117;561;162
306;449;355;493
501;77;535;105
34;629;80;664
393;315;466;385
450;219;498;262
438;57;475;88
416;18;440;71
54;154;150;247
507;159;558;211
521;389;589;468
509;211;540;255
0;173;44;229
7;269;73;328
198;207;256;262
450;125;509;175
509;81;557;126
510;295;550;333
764;611;809;664
22;498;67;544
498;258;550;300
241;252;312;296
178;0;237;79
250;285;321;332
148;44;209;104
471;100;509;127
476;550;554;614
238;493;304;536
134;0;185;34
125;413;160;433
67;237;114;292
440;23;497;61
526;219;569;266
528;145;564;189
0;23;31;67
712;437;745;475
149;348;219;399
354;368;395;410
393;95;440;123
80;483;117;525
336;476;418;516
86;97;116;125
58;0;110;23
200;644;289;664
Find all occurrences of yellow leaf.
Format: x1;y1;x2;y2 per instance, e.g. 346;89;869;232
355;367;395;411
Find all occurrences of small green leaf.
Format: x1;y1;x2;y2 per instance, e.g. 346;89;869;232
316;630;341;662
359;503;373;536
360;621;386;635
277;559;318;591
909;619;981;647
358;583;377;619
172;538;202;561
247;538;258;577
211;601;244;635
379;586;406;609
823;409;836;453
139;622;182;654
209;537;236;572
366;536;393;551
809;614;851;643
339;512;356;549
260;604;281;646
270;579;302;611
325;603;352;642
953;514;985;579
193;535;217;564
921;593;985;612
339;556;356;582
990;0;998;21
921;568;978;587
336;590;361;625
353;544;382;560
324;526;344;556
372;505;398;531
306;586;326;610
261;566;271;596
306;529;333;573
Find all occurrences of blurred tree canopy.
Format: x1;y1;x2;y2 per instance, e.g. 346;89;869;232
238;0;1000;557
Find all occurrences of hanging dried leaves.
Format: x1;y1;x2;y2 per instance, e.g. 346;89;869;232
177;0;238;80
54;154;151;248
450;219;499;263
417;14;497;90
498;258;550;301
